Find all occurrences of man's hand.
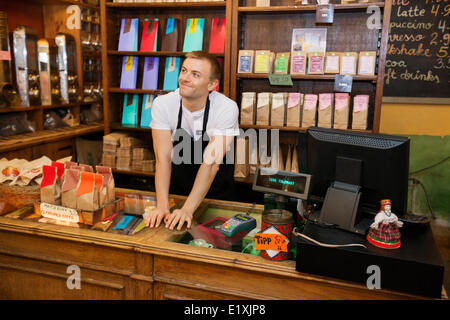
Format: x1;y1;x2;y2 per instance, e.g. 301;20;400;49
145;207;170;228
165;208;193;230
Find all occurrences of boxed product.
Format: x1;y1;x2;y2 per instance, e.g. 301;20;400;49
340;52;358;75
358;51;377;76
256;92;272;125
302;94;318;127
308;52;325;74
352;94;370;130
238;50;255;73
333;93;350;129
318;93;334;128
240;92;256;125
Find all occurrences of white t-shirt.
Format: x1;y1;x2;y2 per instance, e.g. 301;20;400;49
150;89;240;141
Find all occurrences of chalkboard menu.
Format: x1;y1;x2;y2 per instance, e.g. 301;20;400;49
383;0;450;103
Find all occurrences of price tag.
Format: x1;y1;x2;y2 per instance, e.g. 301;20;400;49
316;4;334;24
268;73;293;86
334;75;353;93
254;232;288;252
40;202;80;223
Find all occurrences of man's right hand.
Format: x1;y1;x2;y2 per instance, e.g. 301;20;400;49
145;207;170;228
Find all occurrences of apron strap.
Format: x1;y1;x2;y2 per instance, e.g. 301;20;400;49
176;94;211;134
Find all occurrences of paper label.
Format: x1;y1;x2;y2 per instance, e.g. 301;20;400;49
188;18;197;35
125;56;133;71
335;94;349;110
40;202;80;223
255;53;269;72
309;55;323;73
325;55;339;72
166;18;174;35
354;95;369;112
239;55;252;72
341;55;355;74
288;93;300;108
254;233;288;252
359;55;375;74
319;94;332;110
304;95;318;110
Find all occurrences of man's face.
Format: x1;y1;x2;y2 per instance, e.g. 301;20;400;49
178;58;218;99
385;205;391;213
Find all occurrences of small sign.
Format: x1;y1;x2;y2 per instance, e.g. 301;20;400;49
316;4;334;24
254;232;288;252
334;74;353;93
268;73;293;86
40;202;80;223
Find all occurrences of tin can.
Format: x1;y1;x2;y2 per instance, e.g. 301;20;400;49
260;209;294;261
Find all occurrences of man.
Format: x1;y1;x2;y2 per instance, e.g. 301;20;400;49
145;51;239;231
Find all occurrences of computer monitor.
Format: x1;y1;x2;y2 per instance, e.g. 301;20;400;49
304;127;410;232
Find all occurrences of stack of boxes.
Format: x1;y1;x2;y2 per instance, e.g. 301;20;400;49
102;133;155;172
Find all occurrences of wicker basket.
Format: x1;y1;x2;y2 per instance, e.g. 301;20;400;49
0;183;41;208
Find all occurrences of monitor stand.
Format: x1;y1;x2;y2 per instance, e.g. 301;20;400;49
309;156;371;235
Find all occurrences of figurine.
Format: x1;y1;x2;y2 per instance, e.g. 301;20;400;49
367;199;403;249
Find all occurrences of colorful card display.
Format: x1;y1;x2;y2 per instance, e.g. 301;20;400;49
163;56;180;91
118;18;139;51
120;56;138;89
122;94;139;126
161;18;179;51
140;94;154;128
209;17;226;53
140;18;159;52
142;56;159;90
183;18;205;52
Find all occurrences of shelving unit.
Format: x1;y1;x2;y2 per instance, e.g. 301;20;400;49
0;0;104;160
100;0;232;134
230;0;392;134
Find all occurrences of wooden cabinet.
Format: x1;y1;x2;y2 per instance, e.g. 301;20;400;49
0;188;435;300
0;0;104;155
100;0;232;135
230;0;392;133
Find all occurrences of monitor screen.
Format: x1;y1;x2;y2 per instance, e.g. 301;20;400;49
304;127;410;217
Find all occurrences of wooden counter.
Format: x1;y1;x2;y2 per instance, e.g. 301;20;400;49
0;188;442;300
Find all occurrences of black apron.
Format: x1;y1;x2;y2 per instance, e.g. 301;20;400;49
170;95;235;201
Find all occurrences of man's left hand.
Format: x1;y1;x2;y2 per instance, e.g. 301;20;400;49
165;208;193;230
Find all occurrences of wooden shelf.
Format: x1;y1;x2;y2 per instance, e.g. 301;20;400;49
106;1;226;9
239;124;372;133
0;123;104;153
109;123;151;132
108;88;172;94
107;50;225;58
238;3;385;13
23;0;100;10
112;168;155;177
0;103;80;113
237;73;378;82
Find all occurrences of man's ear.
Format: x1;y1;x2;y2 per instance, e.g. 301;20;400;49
207;79;219;91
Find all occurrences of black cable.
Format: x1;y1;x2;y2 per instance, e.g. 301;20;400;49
409;156;450;175
408;177;436;220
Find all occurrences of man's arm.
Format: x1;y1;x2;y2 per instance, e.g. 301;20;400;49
145;129;173;228
166;135;234;230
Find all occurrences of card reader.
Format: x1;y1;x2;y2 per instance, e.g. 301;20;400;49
219;214;257;237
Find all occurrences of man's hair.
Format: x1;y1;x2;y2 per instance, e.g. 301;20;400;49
184;51;221;81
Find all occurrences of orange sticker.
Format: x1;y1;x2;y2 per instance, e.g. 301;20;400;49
254;233;288;252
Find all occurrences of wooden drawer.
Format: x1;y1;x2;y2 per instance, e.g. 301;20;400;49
154;282;244;300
